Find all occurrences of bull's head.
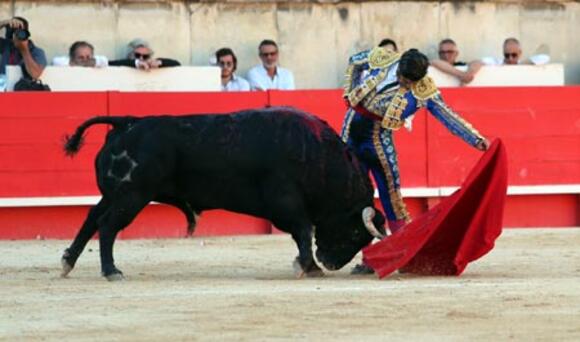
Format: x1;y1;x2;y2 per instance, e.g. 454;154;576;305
314;206;386;270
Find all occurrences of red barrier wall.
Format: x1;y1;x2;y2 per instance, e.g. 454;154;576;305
429;87;580;186
0;87;578;239
0;92;108;197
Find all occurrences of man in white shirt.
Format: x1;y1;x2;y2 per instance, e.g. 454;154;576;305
246;39;295;91
215;47;250;91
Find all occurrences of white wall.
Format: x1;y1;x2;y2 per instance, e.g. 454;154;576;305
429;64;565;87
6;65;221;91
1;1;578;88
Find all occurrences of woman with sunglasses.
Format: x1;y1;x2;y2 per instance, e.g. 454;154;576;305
109;38;180;70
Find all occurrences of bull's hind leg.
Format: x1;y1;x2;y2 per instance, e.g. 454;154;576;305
61;198;109;278
97;194;150;281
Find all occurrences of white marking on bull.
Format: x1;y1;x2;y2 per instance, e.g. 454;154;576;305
106;150;138;183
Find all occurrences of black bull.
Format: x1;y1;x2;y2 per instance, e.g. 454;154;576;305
61;107;386;280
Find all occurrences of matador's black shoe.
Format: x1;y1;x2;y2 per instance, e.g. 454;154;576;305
350;263;375;275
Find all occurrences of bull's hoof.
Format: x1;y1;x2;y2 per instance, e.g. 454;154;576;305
60;249;75;278
102;266;125;281
104;271;125;282
350;263;375;275
292;258;325;278
61;258;74;278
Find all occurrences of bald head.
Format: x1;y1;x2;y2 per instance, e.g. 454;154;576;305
503;38;522;65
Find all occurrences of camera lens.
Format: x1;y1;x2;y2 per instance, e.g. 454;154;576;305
14;29;30;41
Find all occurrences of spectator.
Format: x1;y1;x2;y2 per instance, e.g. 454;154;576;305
246;39;295;90
109;38;180;70
0;17;46;80
437;38;465;66
215;47;249;91
378;38;398;52
502;37;523;65
52;41;108;67
481;37;550;66
430;38;481;84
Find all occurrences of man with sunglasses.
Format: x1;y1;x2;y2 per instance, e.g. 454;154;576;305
481;37;550;66
502;38;523;65
430;38;482;84
246;39;294;91
215;47;249;91
109;38;180;70
341;47;489;274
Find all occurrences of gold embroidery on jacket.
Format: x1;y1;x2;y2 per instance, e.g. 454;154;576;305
368;48;400;69
344;47;400;106
381;87;408;130
341;109;355;143
372;125;410;221
343;64;355;98
411;76;438;100
347;68;388;106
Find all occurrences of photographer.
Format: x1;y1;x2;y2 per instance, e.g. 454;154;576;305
0;17;47;80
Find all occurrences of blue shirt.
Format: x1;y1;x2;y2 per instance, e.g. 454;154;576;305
0;38;47;78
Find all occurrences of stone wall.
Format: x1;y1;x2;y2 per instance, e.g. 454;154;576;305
2;1;579;87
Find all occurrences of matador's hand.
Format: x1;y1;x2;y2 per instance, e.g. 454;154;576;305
476;138;490;151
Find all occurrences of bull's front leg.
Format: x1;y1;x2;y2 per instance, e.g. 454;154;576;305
291;230;324;278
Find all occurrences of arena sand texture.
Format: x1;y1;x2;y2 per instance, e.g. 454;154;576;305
1;228;579;341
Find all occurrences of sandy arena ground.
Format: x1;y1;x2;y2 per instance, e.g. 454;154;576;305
0;228;579;341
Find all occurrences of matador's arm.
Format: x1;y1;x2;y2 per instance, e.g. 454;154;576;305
413;76;485;148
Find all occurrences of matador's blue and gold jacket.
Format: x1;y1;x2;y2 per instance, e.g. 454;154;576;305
342;47;484;147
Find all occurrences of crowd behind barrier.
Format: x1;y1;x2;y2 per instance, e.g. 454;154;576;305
0;16;564;92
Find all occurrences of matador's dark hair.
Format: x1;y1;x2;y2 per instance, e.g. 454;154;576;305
378;38;398;51
398;48;429;82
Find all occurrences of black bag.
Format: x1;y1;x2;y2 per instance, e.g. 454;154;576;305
13;77;50;91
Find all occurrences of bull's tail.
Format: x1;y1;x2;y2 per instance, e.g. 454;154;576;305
64;116;139;157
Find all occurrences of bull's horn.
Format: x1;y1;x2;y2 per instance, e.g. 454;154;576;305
362;207;385;240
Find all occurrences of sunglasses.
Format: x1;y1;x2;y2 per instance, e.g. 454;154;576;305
134;52;151;60
260;51;278;57
504;53;519;59
218;61;234;67
439;50;456;55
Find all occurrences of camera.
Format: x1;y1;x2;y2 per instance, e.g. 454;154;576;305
13;28;30;41
5;27;30;41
